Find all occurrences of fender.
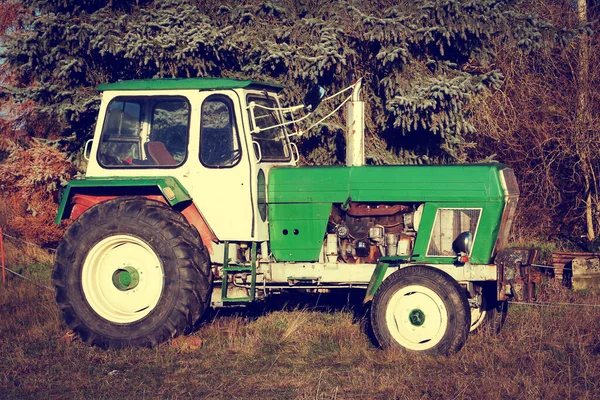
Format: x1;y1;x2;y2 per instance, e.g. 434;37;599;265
363;255;414;303
364;261;390;303
55;177;217;253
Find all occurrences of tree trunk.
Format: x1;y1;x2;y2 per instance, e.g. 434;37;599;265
577;0;595;242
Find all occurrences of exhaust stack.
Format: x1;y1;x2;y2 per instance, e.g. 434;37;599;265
346;79;365;166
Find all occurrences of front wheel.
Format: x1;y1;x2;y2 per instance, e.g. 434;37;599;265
52;197;213;349
370;266;470;356
470;283;508;334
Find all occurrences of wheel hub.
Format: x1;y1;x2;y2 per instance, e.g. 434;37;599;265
385;285;449;351
82;235;164;324
112;266;140;291
408;309;426;326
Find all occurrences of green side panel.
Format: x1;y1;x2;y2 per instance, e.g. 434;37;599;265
364;262;390;303
268;203;331;262
55;176;191;224
268;167;351;203
412;202;504;265
268;164;507;204
348;165;506;202
97;78;283;92
267;164;508;264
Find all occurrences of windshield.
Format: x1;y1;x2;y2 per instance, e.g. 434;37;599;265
98;96;189;168
247;95;291;162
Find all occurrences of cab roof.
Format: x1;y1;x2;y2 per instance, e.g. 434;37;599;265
96;77;284;92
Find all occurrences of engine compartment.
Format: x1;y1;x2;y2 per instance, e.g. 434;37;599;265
325;202;424;263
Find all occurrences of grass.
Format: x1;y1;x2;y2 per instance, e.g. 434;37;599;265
1;263;600;399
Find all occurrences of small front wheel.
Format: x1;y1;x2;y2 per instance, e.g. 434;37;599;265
370;266;470;356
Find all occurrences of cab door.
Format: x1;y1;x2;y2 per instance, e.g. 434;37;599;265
188;92;255;241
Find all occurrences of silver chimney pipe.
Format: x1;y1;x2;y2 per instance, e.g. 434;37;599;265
346;79;365;166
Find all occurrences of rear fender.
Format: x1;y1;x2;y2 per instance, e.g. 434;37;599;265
56;177;217;253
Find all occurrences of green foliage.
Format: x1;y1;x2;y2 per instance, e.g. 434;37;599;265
1;0;575;165
13;262;52;280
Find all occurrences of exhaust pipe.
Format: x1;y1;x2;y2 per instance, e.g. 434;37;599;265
346;79;365;166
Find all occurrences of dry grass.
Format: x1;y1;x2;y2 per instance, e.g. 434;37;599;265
1;264;600;399
0;196;56;269
2;239;54;270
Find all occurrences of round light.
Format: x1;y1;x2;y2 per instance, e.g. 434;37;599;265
452;231;472;255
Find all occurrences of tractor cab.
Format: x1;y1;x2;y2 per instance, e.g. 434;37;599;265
81;78;296;245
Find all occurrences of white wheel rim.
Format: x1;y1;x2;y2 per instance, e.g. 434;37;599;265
385;285;448;351
82;235;164;324
470;307;487;332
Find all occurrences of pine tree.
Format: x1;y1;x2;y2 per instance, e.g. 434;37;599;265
2;0;575;165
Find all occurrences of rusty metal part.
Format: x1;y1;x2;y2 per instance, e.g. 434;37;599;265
71;194;123;220
71;194;217;253
346;203;411;217
552;251;600;258
495;247;541;302
551;251;600;281
180;203;218;254
339;238;382;264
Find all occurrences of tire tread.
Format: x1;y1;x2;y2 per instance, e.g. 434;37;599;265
52;197;213;349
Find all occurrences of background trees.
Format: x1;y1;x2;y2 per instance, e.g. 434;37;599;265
470;0;600;247
0;0;597;248
0;0;76;246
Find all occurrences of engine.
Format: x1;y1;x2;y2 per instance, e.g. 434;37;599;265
325;202;423;263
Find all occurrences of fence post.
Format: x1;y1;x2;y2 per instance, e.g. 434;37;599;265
0;228;5;284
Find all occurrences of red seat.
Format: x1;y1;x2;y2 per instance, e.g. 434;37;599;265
146;141;177;166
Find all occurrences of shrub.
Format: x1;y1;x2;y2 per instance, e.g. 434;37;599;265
0;139;75;247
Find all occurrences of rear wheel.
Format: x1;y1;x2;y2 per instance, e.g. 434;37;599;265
370;266;470;356
52;197;213;349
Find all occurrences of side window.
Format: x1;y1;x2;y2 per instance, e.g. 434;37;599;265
150;100;189;164
200;96;241;168
247;96;291;162
99;100;142;164
98;96;189;168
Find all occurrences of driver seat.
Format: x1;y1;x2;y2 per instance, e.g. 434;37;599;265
145;141;177;166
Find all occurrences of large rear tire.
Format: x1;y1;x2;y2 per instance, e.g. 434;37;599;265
370;266;470;356
52;197;213;349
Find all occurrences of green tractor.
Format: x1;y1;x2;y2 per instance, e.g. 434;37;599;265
53;77;529;355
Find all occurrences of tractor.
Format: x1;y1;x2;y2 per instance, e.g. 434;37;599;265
53;77;529;355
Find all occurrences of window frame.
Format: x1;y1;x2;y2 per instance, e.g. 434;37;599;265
425;208;482;257
199;94;243;169
246;94;292;163
97;95;191;170
148;98;191;165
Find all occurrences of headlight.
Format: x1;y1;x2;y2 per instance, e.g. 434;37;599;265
452;231;472;255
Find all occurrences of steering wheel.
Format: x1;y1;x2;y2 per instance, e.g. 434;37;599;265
99;154;126;166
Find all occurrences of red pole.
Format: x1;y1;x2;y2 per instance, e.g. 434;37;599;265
0;228;5;284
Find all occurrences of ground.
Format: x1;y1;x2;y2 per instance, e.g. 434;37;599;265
1;266;600;399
